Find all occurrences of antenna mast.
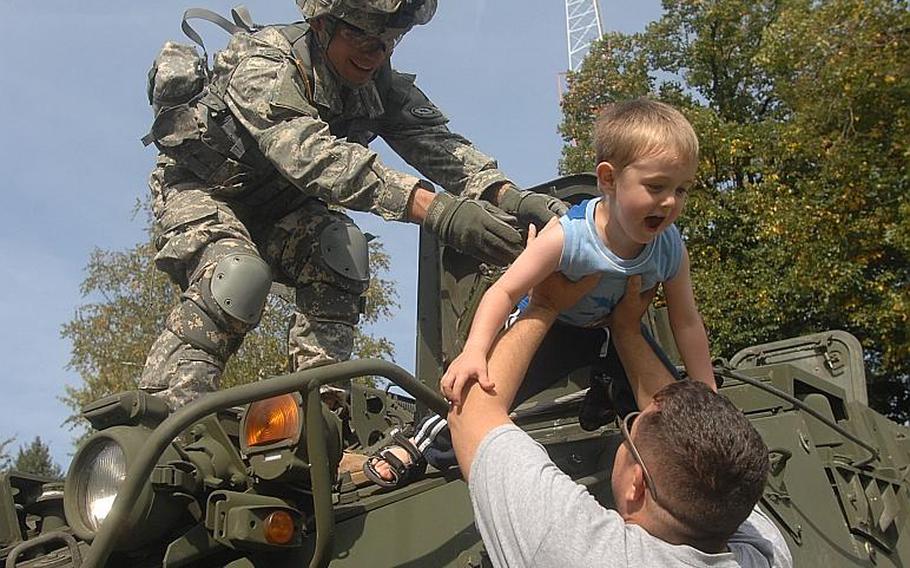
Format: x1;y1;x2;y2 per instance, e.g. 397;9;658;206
565;0;604;72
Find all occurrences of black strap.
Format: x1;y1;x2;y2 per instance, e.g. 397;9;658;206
379;450;407;477
231;6;257;31
391;431;425;465
181;7;249;59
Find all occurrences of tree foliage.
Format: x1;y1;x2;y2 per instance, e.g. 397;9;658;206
0;436;14;472
560;0;910;420
62;235;399;429
13;437;63;478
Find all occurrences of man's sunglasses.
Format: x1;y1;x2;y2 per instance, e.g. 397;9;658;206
336;20;400;54
618;411;661;504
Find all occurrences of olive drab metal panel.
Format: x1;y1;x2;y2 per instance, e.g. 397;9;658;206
731;330;869;405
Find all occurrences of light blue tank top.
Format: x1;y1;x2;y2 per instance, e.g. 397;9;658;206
554;198;684;327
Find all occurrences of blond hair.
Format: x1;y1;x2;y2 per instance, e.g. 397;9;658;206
593;99;699;170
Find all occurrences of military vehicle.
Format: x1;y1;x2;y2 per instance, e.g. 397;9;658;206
2;175;909;567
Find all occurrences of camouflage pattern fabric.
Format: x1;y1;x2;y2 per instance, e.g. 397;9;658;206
296;0;438;45
211;28;511;213
141;160;368;407
141;25;511;408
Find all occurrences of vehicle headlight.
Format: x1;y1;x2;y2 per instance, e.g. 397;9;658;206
74;440;127;531
64;426;183;550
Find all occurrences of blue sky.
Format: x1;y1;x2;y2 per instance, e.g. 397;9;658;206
0;1;660;468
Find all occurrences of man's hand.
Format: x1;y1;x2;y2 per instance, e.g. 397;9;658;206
498;185;569;229
607;275;672;410
607;275;658;332
528;251;600;315
423;193;523;266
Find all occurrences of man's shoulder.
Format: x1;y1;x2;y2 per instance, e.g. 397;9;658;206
469;425;630;567
216;26;296;67
728;507;793;568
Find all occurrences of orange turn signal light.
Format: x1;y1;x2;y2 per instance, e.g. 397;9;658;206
264;511;296;545
244;394;300;448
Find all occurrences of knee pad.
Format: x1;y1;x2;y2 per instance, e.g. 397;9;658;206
209;253;272;324
320;218;370;284
296;218;370;322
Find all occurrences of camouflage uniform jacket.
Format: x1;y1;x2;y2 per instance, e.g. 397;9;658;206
178;25;512;220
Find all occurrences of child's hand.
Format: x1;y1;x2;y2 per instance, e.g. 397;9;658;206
440;349;493;406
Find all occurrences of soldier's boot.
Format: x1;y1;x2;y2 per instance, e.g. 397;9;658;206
140;251;272;409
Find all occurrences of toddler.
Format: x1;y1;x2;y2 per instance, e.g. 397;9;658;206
442;98;715;404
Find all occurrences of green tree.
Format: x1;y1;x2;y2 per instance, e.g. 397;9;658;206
560;0;909;420
13;437;63;478
62;235;399;429
0;436;14;471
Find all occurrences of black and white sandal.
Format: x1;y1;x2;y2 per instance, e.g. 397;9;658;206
362;430;428;489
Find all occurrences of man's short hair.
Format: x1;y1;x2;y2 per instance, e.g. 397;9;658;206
636;380;770;539
593;98;699;170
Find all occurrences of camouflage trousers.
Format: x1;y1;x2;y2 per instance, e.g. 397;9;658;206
139;159;368;409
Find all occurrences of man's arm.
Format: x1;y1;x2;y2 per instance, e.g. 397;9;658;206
220;34;522;265
441;222;564;404
448;269;599;480
609;275;676;410
377;71;511;201
378;73;566;228
447;304;558;479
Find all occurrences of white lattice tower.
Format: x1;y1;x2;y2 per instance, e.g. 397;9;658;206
565;0;604;72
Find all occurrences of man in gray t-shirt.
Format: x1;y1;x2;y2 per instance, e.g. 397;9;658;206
447;273;792;567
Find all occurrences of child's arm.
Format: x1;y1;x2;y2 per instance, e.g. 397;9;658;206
441;221;565;405
663;247;716;390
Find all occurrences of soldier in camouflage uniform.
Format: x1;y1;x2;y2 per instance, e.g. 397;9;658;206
139;0;568;408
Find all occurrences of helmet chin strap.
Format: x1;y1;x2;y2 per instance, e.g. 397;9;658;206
311;16;335;53
311;18;353;88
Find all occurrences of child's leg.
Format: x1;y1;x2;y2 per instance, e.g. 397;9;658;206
419;420;458;470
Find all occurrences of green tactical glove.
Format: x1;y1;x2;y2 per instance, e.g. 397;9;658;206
498;185;569;228
424;192;523;266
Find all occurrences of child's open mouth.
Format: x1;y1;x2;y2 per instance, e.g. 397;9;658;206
645;215;664;230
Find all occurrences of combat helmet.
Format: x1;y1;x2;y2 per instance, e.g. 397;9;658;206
297;0;437;44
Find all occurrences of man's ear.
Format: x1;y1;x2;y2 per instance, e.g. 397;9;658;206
596;162;616;195
625;464;648;508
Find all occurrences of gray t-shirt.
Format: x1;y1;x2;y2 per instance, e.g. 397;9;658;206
469;425;792;568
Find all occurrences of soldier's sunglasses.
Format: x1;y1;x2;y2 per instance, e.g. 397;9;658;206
336;20;398;54
618;411;661;504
